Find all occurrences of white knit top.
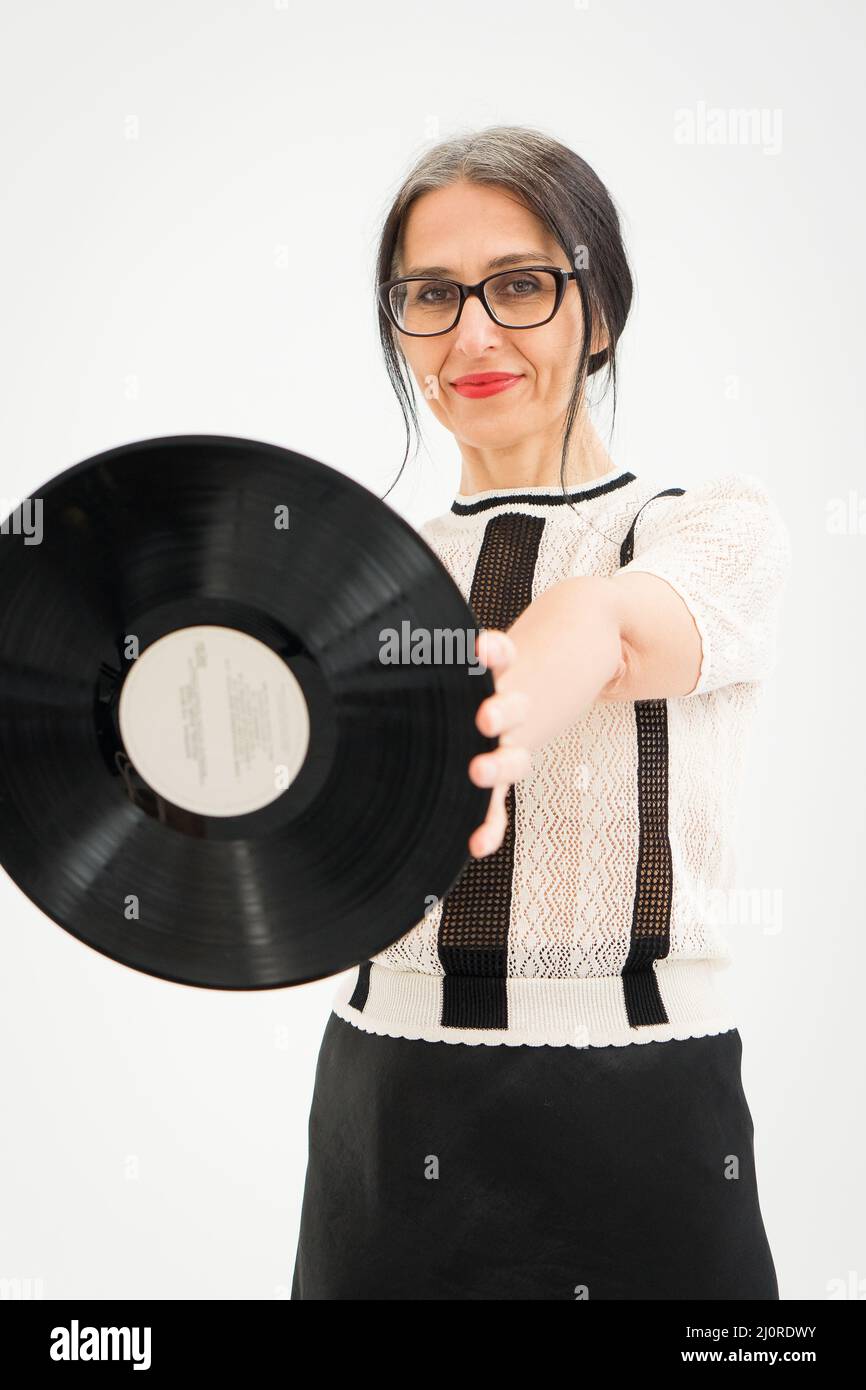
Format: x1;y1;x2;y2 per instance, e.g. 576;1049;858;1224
332;464;792;1049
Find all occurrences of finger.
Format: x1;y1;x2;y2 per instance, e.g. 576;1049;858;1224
468;784;508;857
475;627;517;676
475;688;531;739
469;744;532;788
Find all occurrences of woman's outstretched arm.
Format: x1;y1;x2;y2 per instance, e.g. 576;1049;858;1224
468;573;703;856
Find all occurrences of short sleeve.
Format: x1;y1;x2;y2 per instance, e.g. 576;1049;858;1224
617;472;793;696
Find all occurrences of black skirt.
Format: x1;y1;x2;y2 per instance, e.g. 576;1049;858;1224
291;1012;779;1301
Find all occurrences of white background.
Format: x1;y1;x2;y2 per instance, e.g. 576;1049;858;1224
0;0;863;1301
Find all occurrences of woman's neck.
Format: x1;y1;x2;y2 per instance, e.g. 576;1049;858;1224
455;413;614;497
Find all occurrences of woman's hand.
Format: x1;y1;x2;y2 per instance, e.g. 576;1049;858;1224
468;629;532;858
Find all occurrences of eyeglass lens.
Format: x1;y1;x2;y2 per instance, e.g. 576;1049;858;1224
388;269;558;334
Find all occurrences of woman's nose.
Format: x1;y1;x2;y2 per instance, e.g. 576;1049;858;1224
452;294;505;354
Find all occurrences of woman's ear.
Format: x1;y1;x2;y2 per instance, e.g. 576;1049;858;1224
589;313;609;358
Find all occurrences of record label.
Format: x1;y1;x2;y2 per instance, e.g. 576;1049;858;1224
117;623;310;818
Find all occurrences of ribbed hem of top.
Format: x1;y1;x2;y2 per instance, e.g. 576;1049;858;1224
331;958;737;1050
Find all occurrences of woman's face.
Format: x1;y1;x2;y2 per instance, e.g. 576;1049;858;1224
393;181;602;449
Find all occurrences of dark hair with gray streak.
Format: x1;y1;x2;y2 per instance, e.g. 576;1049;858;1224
374;125;633;501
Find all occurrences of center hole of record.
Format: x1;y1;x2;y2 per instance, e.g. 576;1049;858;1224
117;624;310;818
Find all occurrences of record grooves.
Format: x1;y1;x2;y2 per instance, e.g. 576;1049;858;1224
0;435;495;988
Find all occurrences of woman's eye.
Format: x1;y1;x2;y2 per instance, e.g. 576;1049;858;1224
414;282;455;304
504;276;540;295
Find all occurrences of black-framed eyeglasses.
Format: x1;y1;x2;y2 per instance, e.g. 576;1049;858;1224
377;265;578;337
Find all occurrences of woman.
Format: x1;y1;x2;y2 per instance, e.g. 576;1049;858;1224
291;125;790;1301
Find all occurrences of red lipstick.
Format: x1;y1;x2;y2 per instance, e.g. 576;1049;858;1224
451;372;523;399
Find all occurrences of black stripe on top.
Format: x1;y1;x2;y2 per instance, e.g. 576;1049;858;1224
618;487;686;1027
451;470;637;515
347;959;372;1011
437;511;546;1029
618;487;685;566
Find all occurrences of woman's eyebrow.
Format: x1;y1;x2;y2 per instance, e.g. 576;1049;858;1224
401;251;558;277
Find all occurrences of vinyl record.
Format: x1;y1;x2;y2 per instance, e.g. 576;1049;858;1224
0;435;495;988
